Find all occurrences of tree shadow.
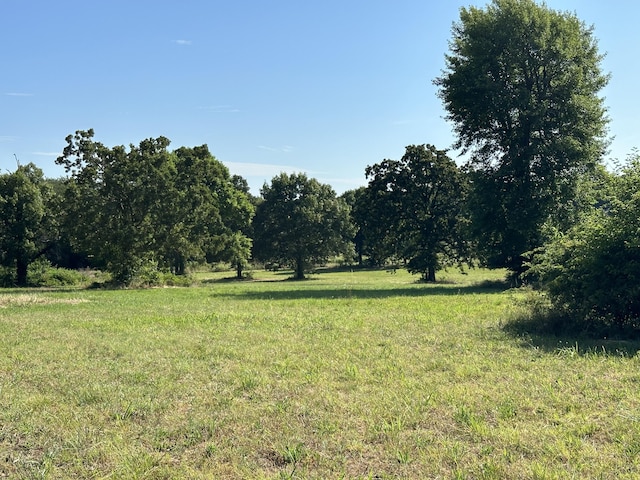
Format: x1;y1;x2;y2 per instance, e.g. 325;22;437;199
213;280;509;301
502;314;640;358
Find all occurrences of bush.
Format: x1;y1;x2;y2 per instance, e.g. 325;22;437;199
40;266;89;287
27;259;89;287
160;272;194;287
530;191;640;336
0;266;15;287
127;261;195;288
0;258;90;287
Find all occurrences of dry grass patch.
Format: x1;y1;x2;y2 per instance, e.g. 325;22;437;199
0;293;89;308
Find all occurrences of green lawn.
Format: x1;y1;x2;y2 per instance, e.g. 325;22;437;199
1;268;639;479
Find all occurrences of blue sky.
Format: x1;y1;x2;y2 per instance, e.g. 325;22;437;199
2;1;638;194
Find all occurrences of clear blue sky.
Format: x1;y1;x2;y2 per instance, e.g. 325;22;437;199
2;0;638;194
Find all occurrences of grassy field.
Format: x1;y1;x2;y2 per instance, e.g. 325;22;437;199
1;268;639;479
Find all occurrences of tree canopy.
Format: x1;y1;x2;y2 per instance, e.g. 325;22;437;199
361;145;470;281
0;164;57;286
56;130;253;284
435;0;610;273
252;173;354;280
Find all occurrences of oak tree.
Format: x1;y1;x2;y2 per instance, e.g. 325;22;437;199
363;145;470;281
56;130;253;284
0;164;57;286
252;173;354;279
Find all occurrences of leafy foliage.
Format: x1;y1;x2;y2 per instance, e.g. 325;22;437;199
339;187;366;266
530;157;640;334
0;164;58;286
436;0;610;273
56;130;253;284
252;173;354;279
360;145;470;281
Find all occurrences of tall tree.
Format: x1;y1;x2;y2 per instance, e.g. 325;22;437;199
253;173;354;279
162;145;254;275
351;186;398;267
435;0;609;274
56;130;253;284
57;130;171;283
0;164;57;286
363;145;470;281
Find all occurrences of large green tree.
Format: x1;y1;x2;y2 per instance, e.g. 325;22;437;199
435;0;609;274
362;145;470;281
58;131;172;283
57;130;253;284
0;164;58;286
252;173;354;279
160;145;254;276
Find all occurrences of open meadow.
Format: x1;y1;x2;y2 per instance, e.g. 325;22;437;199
1;268;639;479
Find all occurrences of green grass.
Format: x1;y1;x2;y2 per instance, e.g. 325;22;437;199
1;268;640;479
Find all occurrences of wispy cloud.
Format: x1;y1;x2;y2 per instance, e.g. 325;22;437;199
5;92;33;97
258;145;294;153
174;39;192;46
224;161;306;178
31;151;60;157
0;136;18;142
198;105;240;113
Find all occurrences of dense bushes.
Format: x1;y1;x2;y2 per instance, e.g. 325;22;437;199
530;159;640;335
0;259;90;287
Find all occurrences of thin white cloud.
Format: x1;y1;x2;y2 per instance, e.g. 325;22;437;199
5;92;33;97
0;136;18;142
175;39;192;46
258;145;295;153
31;152;60;157
224;161;306;178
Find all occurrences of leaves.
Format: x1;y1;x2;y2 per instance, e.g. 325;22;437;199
0;164;57;285
359;145;470;281
531;158;640;332
56;130;254;284
436;0;610;273
252;173;354;279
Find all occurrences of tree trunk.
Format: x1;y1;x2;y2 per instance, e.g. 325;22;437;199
174;258;185;276
427;267;436;282
16;257;28;287
236;262;243;279
295;258;305;280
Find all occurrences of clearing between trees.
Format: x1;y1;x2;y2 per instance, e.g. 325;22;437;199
1;268;639;479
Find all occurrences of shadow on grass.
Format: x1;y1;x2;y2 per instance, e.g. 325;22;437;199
213;280;509;300
503;310;640;358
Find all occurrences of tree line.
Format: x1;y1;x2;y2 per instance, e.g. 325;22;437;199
1;0;638;334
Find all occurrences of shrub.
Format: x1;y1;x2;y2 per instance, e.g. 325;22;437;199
18;258;91;287
0;266;15;287
530;192;640;336
160;272;194;287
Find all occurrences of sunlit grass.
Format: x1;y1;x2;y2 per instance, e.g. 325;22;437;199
1;268;639;478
